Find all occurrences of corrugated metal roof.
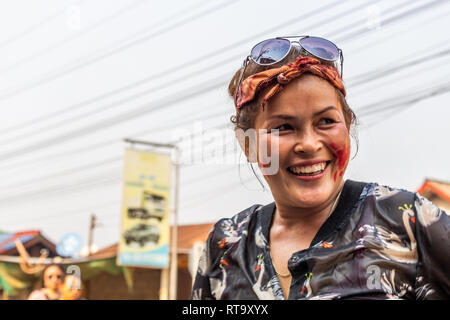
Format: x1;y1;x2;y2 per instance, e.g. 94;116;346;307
0;230;40;254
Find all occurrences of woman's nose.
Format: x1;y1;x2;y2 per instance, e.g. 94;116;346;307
293;129;322;153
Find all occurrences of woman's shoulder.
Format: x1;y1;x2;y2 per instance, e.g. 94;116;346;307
358;180;417;203
28;288;48;300
207;204;267;246
359;180;447;224
212;204;264;231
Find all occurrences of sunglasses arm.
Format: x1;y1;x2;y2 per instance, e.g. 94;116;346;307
238;56;251;86
234;56;251;105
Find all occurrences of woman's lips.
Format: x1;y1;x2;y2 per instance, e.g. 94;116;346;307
287;160;331;181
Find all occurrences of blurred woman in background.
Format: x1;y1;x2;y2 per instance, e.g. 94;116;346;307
28;264;65;300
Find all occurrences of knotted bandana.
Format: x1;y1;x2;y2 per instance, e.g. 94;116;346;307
234;56;346;111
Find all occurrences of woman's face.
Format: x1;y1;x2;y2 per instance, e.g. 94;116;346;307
253;74;350;210
43;266;64;290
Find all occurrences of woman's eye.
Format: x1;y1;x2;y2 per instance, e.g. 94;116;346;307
318;118;336;125
274;124;293;131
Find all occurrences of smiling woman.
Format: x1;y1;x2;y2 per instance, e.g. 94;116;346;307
190;36;450;300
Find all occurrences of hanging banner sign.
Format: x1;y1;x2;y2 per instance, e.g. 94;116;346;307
117;148;171;268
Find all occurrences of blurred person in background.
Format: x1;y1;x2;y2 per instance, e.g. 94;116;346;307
191;36;450;300
60;274;84;300
28;264;65;300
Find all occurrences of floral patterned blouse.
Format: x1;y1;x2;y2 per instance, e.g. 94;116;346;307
191;180;450;300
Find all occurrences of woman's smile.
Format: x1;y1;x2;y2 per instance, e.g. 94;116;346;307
286;160;331;181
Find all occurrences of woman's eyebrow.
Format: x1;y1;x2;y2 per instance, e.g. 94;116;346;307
314;106;338;116
266;115;296;121
266;106;338;121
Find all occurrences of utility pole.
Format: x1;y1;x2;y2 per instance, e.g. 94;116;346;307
169;147;180;300
87;214;97;256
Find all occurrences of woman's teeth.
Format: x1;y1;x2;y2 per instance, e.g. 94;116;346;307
288;162;327;175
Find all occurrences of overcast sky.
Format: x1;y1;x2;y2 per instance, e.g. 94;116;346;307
0;0;449;253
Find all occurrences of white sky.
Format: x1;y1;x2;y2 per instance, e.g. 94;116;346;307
0;0;449;252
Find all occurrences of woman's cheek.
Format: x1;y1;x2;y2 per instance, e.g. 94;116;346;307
328;132;351;182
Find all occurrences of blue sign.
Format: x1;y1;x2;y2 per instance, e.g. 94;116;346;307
56;233;82;257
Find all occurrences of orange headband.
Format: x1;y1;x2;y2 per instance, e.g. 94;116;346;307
234;56;346;111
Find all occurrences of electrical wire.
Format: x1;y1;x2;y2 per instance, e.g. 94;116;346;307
0;0;348;137
2;79;448;204
0;0;427;161
0;0;240;102
0;0;84;50
0;0;149;74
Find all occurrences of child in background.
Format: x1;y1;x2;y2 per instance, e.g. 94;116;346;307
60;274;84;300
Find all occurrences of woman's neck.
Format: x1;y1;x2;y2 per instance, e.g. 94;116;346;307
273;181;344;229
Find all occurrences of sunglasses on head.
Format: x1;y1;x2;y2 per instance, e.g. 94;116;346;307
241;36;343;76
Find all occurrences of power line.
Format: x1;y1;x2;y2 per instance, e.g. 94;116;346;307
0;169;121;204
0;117;232;188
0;73;229;161
347;48;450;87
0;0;430;148
0;0;438;145
357;81;450;117
1;83;448;224
0;200;121;225
2;30;448;185
0;157;244;223
0;52;242;146
0;101;230;174
344;3;450;60
361;84;450;128
1;79;448;204
0;0;348;137
0;0;84;50
334;0;448;43
0;119;237;202
0;0;240;102
2;0;422;156
6;37;450;150
0;157;121;192
0;0;149;74
0;36;442;165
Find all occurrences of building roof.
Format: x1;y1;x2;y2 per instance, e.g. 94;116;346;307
176;223;214;251
0;230;56;256
90;222;215;260
417;178;450;203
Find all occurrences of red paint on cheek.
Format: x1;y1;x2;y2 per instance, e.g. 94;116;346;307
330;142;350;181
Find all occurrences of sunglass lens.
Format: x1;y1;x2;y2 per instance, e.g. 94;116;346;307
299;37;339;61
251;39;290;65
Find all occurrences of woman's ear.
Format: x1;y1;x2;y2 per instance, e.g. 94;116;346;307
234;128;258;163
